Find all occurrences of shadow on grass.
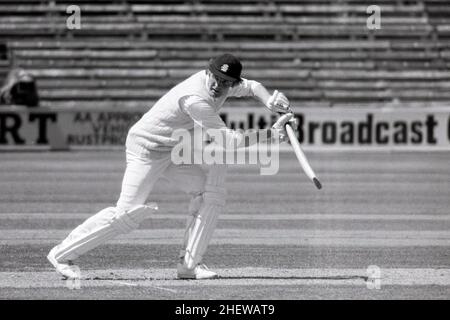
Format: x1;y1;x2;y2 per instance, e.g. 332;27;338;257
84;275;368;281
219;275;368;281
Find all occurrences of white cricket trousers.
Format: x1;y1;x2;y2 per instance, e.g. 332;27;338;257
51;135;226;268
116;139;207;214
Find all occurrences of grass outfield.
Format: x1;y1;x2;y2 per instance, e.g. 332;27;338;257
0;150;449;299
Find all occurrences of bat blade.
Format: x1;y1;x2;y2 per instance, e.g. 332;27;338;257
285;124;322;190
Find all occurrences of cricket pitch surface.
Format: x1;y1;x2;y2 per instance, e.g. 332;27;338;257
0;151;449;299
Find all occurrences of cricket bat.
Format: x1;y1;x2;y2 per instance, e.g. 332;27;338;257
285;123;322;190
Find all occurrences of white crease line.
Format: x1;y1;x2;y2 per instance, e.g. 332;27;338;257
0;268;449;288
99;278;177;293
147;285;177;293
108;280;177;293
111;281;137;287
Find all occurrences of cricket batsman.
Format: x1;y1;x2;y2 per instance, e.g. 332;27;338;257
47;53;296;280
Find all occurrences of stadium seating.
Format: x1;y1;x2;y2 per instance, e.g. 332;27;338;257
0;43;9;81
1;0;450;108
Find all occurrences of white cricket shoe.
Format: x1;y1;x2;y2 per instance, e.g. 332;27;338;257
177;263;218;280
47;247;80;279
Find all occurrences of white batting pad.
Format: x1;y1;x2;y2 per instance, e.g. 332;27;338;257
181;165;227;269
52;204;158;262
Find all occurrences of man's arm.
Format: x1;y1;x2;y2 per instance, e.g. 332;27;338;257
249;81;272;106
254;84;291;114
232;79;291;114
182;95;295;151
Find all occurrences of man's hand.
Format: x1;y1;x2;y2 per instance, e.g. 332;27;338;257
271;113;298;142
266;90;291;114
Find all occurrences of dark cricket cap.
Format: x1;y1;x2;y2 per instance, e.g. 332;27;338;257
208;53;242;82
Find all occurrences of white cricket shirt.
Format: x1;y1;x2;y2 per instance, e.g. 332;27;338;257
128;70;259;152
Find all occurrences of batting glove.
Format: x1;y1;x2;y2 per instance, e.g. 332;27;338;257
271;113;298;143
266;90;292;114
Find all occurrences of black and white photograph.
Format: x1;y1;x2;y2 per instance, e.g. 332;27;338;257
0;0;449;310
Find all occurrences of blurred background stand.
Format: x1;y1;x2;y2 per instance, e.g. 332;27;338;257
0;67;40;108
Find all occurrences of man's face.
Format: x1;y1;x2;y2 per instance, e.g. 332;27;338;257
206;71;234;98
